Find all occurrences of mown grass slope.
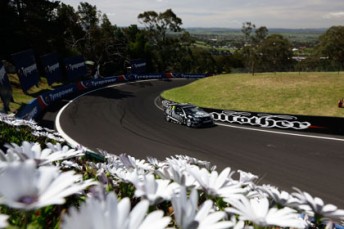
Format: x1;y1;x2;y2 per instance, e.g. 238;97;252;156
2;74;61;113
162;72;344;117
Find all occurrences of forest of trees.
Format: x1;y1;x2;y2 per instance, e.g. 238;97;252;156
1;0;344;76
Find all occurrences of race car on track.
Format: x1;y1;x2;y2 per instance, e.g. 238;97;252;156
162;100;214;127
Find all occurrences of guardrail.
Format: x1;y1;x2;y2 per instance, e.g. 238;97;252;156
203;108;344;136
159;97;344;136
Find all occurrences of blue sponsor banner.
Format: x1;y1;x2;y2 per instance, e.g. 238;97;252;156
15;99;42;120
41;52;62;85
16;75;128;120
171;73;208;78
77;75;124;90
64;56;87;82
11;49;39;92
134;73;163;80
130;59;147;74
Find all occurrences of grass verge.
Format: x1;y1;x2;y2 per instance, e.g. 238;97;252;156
1;74;61;113
161;72;344;117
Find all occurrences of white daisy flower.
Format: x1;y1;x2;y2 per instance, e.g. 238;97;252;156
0;149;20;173
0;214;9;229
119;154;153;172
0;148;20;163
62;192;171;229
168;155;215;171
0;160;97;210
237;170;258;184
172;186;234;229
156;163;199;188
113;168;142;184
147;156;167;169
225;196;307;228
0;114;64;142
5;141;84;166
133;173;179;205
292;188;344;224
188;166;244;198
258;185;301;208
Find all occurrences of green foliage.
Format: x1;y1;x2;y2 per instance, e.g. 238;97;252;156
0;122;47;148
317;26;344;70
258;34;294;72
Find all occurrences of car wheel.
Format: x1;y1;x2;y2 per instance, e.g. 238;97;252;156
186;119;192;127
165;115;170;122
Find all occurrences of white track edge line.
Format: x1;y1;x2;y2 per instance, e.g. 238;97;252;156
154;96;344;142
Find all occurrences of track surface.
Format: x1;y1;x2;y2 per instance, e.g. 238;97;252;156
54;79;344;208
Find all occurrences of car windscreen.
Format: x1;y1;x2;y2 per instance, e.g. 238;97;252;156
184;107;203;115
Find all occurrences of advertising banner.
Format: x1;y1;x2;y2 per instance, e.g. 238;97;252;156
169;73;208;78
64;56;87;82
130;59;147;74
11;49;39;92
134;73;163;80
0;62;13;113
203;108;344;135
16;75;128;120
41;52;62;85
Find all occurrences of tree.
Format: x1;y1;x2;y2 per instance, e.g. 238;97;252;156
138;9;187;72
258;34;293;72
317;26;344;71
240;22;269;75
0;0;60;57
55;3;84;55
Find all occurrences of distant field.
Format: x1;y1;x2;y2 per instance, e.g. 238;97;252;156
161;72;344;117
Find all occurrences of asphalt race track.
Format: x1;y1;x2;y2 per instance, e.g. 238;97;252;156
46;79;344;208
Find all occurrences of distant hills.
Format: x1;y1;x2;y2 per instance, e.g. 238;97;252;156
185;27;326;35
184;27;326;43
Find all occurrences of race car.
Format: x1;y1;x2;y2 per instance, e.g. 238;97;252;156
162;100;214;127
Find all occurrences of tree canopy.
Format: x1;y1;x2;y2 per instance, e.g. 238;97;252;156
0;1;342;76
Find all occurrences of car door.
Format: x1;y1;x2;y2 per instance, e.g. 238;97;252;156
173;106;185;123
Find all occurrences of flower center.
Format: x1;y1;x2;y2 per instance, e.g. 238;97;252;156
18;195;38;205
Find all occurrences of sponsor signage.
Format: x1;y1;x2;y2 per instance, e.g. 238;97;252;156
64;56;87;82
211;111;311;130
203;108;344;135
41;52;62;85
16;75;128;120
11;49;39;92
167;73;208;78
130;59;147;74
134;74;163;80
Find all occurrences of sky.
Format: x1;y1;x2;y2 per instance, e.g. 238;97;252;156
59;0;344;29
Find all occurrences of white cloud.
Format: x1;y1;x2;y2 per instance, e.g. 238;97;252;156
59;0;344;28
323;11;344;19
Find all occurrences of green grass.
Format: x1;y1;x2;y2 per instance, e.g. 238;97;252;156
161;72;344;117
3;74;61;113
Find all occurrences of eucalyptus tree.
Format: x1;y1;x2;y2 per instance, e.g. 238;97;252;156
138;9;191;72
0;0;60;57
317;26;344;71
240;22;269;75
55;3;84;55
258;34;293;72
